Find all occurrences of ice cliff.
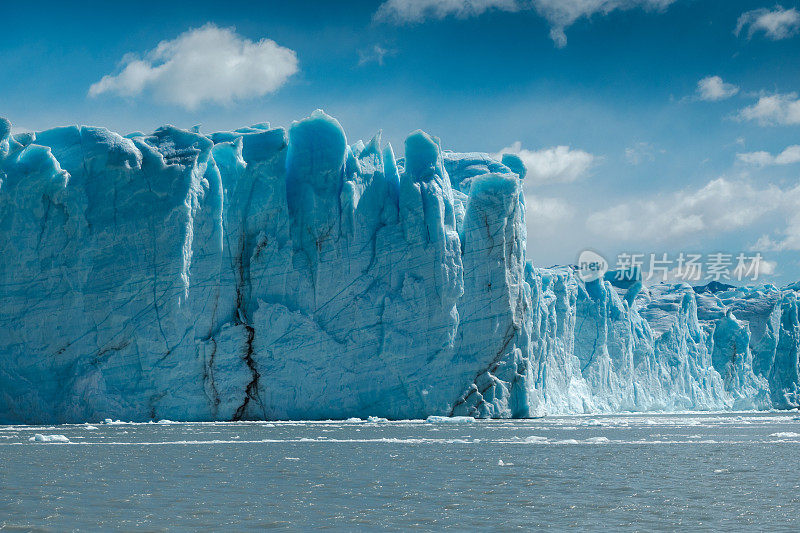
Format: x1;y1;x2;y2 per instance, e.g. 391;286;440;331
1;111;799;423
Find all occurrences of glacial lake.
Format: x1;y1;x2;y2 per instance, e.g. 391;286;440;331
2;412;800;531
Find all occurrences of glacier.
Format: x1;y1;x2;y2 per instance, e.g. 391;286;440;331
1;110;799;423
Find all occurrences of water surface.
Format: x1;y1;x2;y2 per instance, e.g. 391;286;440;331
2;412;800;530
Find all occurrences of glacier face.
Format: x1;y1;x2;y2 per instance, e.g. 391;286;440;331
1;111;799;423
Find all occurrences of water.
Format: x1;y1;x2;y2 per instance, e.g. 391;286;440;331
2;412;800;531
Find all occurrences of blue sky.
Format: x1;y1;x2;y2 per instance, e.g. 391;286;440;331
2;0;800;284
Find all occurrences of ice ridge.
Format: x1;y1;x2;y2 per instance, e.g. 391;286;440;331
1;111;798;423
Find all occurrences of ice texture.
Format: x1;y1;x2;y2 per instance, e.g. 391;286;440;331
1;111;799;423
28;434;70;443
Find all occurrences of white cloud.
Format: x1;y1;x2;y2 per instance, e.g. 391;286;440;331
358;45;395;66
625;142;661;165
498;141;596;184
523;194;578;267
89;24;298;110
752;202;800;252
374;0;519;23
531;0;677;47
736;6;800;40
374;0;677;47
751;258;778;277
737;145;800;166
696;76;739;101
525;195;573;224
752;215;800;251
585;176;800;260
586;178;788;242
737;93;800;126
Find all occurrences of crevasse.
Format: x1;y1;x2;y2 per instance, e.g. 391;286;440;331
0;111;797;423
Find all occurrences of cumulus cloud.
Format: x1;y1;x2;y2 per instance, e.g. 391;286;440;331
751;222;800;252
586;178;789;242
696;76;739;101
89;24;299;109
737;145;800;166
522;193;581;267
736;5;800;40
498;141;596;184
737;92;800;126
751;203;800;251
374;0;677;47
582;174;800;268
748;257;778;277
523;195;575;259
525;195;574;224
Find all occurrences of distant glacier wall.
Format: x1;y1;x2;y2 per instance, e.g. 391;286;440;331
0;111;798;423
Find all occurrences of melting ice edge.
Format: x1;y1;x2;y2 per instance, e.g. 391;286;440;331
1;110;799;424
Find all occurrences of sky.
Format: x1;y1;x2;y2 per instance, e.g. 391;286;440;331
2;0;800;285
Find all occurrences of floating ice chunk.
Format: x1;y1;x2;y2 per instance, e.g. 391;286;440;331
586;436;610;443
29;434;70;443
425;416;474;423
524;435;548;443
770;431;800;438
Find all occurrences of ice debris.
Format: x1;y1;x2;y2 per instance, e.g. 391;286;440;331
29;434;70;443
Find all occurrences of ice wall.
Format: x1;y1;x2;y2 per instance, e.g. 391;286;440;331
1;112;798;423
